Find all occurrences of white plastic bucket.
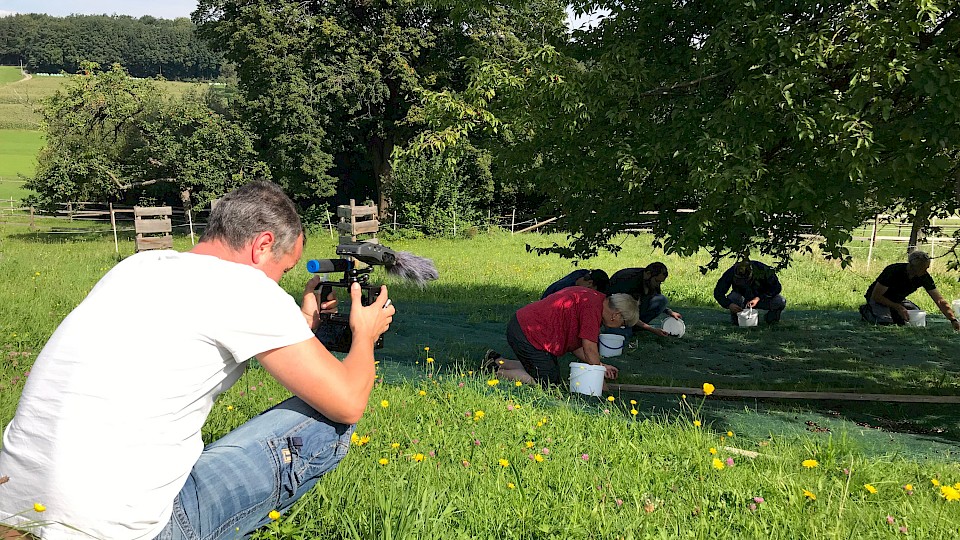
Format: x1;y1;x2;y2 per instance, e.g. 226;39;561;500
952;299;960;314
906;310;926;327
569;362;606;397
662;317;686;337
598;333;625;357
737;308;759;327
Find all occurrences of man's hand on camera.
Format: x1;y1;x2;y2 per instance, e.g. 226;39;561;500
349;283;395;348
301;275;338;331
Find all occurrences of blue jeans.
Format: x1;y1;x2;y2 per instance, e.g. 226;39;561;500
155;397;354;540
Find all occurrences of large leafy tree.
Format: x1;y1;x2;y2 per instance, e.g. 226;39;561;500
26;62;267;210
414;0;960;268
192;0;566;214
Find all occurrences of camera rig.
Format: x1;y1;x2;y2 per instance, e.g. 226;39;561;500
307;242;417;352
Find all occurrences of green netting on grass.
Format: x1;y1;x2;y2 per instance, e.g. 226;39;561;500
368;301;960;459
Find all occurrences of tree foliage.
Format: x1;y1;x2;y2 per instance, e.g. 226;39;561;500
413;0;960;268
0;14;222;80
192;0;566;214
26;62;267;210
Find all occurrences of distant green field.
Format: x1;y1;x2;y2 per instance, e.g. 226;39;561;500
0;66;210;130
0;66;24;84
0;129;43;200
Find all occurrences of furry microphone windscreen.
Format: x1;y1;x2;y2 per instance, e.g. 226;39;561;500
385;251;439;287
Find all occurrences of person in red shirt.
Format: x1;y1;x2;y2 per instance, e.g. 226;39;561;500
483;288;640;386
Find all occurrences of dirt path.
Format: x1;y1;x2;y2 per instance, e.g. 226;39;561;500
12;70;32;84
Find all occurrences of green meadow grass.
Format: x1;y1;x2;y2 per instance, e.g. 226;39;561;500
0;66;24;84
1;224;959;537
0;129;43;200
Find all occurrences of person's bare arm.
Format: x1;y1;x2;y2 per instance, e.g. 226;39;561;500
575;339;619;380
870;283;909;320
257;283;394;424
928;288;960;331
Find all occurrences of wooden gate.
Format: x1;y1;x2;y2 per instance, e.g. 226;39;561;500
134;206;173;251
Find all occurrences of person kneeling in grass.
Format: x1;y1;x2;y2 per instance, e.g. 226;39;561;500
714;258;786;325
605;262;683;338
859;250;960;331
541;268;609;299
0;181;395;540
483;289;639;386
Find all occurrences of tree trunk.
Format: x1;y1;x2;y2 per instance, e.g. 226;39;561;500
907;204;931;254
370;135;394;218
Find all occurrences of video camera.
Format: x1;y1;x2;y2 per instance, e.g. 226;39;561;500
306;241;438;353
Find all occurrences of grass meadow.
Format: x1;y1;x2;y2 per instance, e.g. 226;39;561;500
1;218;959;538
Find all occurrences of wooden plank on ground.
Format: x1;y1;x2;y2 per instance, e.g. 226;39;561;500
607;384;960;404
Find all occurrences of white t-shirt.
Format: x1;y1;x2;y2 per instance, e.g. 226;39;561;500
0;251;314;539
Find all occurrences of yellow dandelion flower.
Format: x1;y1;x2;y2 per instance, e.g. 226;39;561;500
727;431;734;437
426;357;434;363
864;484;877;494
33;502;46;513
467;370;474;375
418;390;427;396
499;459;510;468
932;479;941;486
378;458;389;465
515;381;522;387
487;379;500;386
358;436;370;446
607;396;615;402
536;421;543;427
681;394;687;400
534;454;544;462
904;484;914;491
940;485;960;501
802;459;819;469
351;433;359;444
525;441;534;448
226;405;234;411
630;399;637;405
693;420;702;427
702;383;715;396
955;482;960;490
413;453;425;462
474;410;485;420
380;400;390;408
391;442;400;449
507;482;516;489
630;409;638;416
712;458;725;470
709;447;717;455
803;489;816;501
268;510;281;520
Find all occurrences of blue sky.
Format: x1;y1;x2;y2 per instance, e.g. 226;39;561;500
0;0;197;19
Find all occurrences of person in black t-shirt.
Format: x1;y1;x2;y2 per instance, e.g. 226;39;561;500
860;250;959;330
606;262;683;337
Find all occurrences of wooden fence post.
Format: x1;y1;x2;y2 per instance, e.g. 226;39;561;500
866;215;879;270
110;203;119;254
511;208;516;235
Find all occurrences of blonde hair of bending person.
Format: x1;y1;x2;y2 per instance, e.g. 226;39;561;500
607;293;641;327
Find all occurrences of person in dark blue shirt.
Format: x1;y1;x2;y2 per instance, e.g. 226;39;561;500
713;259;786;325
541;269;609;299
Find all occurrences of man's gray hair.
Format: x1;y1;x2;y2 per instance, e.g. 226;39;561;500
201;180;304;256
907;250;931;268
607;293;641;327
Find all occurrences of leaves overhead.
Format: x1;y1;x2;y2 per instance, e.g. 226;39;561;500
412;0;960;268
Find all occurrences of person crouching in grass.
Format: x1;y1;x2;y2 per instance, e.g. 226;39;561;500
482;288;640;386
0;181;395;540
